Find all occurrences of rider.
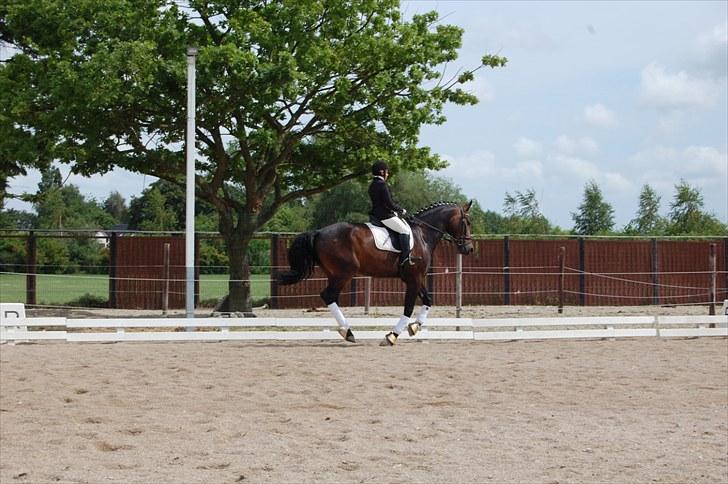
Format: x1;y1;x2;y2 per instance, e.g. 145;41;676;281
368;161;415;267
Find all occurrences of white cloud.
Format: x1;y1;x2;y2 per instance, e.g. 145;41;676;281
554;135;598;156
683;146;728;177
583;103;616;127
552;154;600;180
640;62;722;109
442;150;545;182
512;160;544;178
440;150;496;178
631;145;728;183
695;22;728;76
513;137;543;157
549;155;632;193
468;76;495;102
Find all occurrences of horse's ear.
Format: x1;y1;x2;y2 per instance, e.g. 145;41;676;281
464;200;473;212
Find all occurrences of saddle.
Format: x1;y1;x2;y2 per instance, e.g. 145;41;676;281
365;218;414;253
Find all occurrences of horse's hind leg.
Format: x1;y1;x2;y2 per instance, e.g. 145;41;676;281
321;277;356;343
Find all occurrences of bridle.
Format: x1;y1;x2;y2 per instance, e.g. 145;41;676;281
409;207;472;251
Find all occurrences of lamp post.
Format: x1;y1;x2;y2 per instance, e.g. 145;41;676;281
185;46;197;320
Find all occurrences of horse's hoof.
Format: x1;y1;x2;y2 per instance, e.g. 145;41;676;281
380;332;397;346
338;327;356;343
407;321;422;337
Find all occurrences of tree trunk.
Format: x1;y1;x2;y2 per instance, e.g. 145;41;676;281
225;234;253;314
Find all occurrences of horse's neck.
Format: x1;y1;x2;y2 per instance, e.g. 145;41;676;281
415;209;450;249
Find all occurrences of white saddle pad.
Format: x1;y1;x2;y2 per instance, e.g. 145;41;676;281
365;223;414;253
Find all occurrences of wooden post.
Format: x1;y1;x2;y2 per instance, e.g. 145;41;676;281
364;277;371;315
456;253;463;319
350;277;358;307
162;243;170;315
109;232;118;309
270;234;279;309
558;246;565;314
26;231;37;306
578;237;586;306
651;238;659;305
503;236;510;305
194;234;200;308
709;243;716;316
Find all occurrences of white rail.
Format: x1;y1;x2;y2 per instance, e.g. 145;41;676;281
1;304;725;343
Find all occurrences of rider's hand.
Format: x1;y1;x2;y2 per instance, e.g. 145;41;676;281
401;209;407;215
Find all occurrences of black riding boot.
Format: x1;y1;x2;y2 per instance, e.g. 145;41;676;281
398;233;414;266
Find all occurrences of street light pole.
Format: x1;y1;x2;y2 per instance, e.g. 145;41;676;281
185;46;197;320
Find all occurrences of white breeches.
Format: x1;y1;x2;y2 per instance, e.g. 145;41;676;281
381;216;411;236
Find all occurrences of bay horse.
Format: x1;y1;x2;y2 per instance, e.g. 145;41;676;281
277;201;474;345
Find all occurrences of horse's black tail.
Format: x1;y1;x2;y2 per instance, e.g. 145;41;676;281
277;231;318;285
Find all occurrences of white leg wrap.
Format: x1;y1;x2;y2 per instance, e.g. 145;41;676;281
394;314;410;335
417;305;430;325
328;302;348;329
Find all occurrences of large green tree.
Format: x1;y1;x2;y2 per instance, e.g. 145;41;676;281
502;188;552;234
1;0;505;310
571;180;615;235
624;184;666;235
667;180;727;235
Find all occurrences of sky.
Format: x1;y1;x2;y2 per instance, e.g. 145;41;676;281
4;0;728;229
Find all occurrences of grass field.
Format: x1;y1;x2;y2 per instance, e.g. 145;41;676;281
0;273;270;306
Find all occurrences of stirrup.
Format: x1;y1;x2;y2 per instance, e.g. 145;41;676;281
338;327;356;343
407;321;422;337
380;331;397;346
399;256;417;267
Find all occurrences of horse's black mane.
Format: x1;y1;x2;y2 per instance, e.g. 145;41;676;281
410;201;460;219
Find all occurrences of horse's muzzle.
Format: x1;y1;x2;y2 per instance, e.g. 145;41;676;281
460;243;474;255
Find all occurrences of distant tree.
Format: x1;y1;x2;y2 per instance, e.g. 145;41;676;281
0;209;33;272
624;184;667;235
502;188;551;234
103;191;129;225
0;209;35;230
310;181;369;228
306;170;494;233
137;187;178;232
667;180;727;235
571;180;615;235
477;209;508;234
28;167;114;273
32;167;115;230
128;180;216;230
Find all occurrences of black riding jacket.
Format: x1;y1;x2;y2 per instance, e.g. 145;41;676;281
368;176;404;221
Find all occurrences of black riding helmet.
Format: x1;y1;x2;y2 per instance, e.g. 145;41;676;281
371;161;389;176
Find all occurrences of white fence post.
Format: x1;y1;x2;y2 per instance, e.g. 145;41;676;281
0;303;27;343
364;277;371;315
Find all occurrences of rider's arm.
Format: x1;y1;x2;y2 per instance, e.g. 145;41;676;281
382;183;404;215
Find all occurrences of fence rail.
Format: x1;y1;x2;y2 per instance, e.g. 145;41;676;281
1;302;726;343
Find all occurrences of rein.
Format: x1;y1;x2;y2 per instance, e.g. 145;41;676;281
408;208;472;248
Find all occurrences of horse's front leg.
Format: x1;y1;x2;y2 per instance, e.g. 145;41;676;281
381;282;418;346
407;286;433;337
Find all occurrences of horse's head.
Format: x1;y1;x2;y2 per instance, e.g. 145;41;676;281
447;200;474;255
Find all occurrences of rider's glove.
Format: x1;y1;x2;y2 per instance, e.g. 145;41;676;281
400;209;407;215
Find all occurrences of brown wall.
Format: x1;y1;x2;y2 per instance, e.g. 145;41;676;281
272;236;727;309
112;236;198;310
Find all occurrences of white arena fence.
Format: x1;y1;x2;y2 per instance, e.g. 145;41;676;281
1;303;726;344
